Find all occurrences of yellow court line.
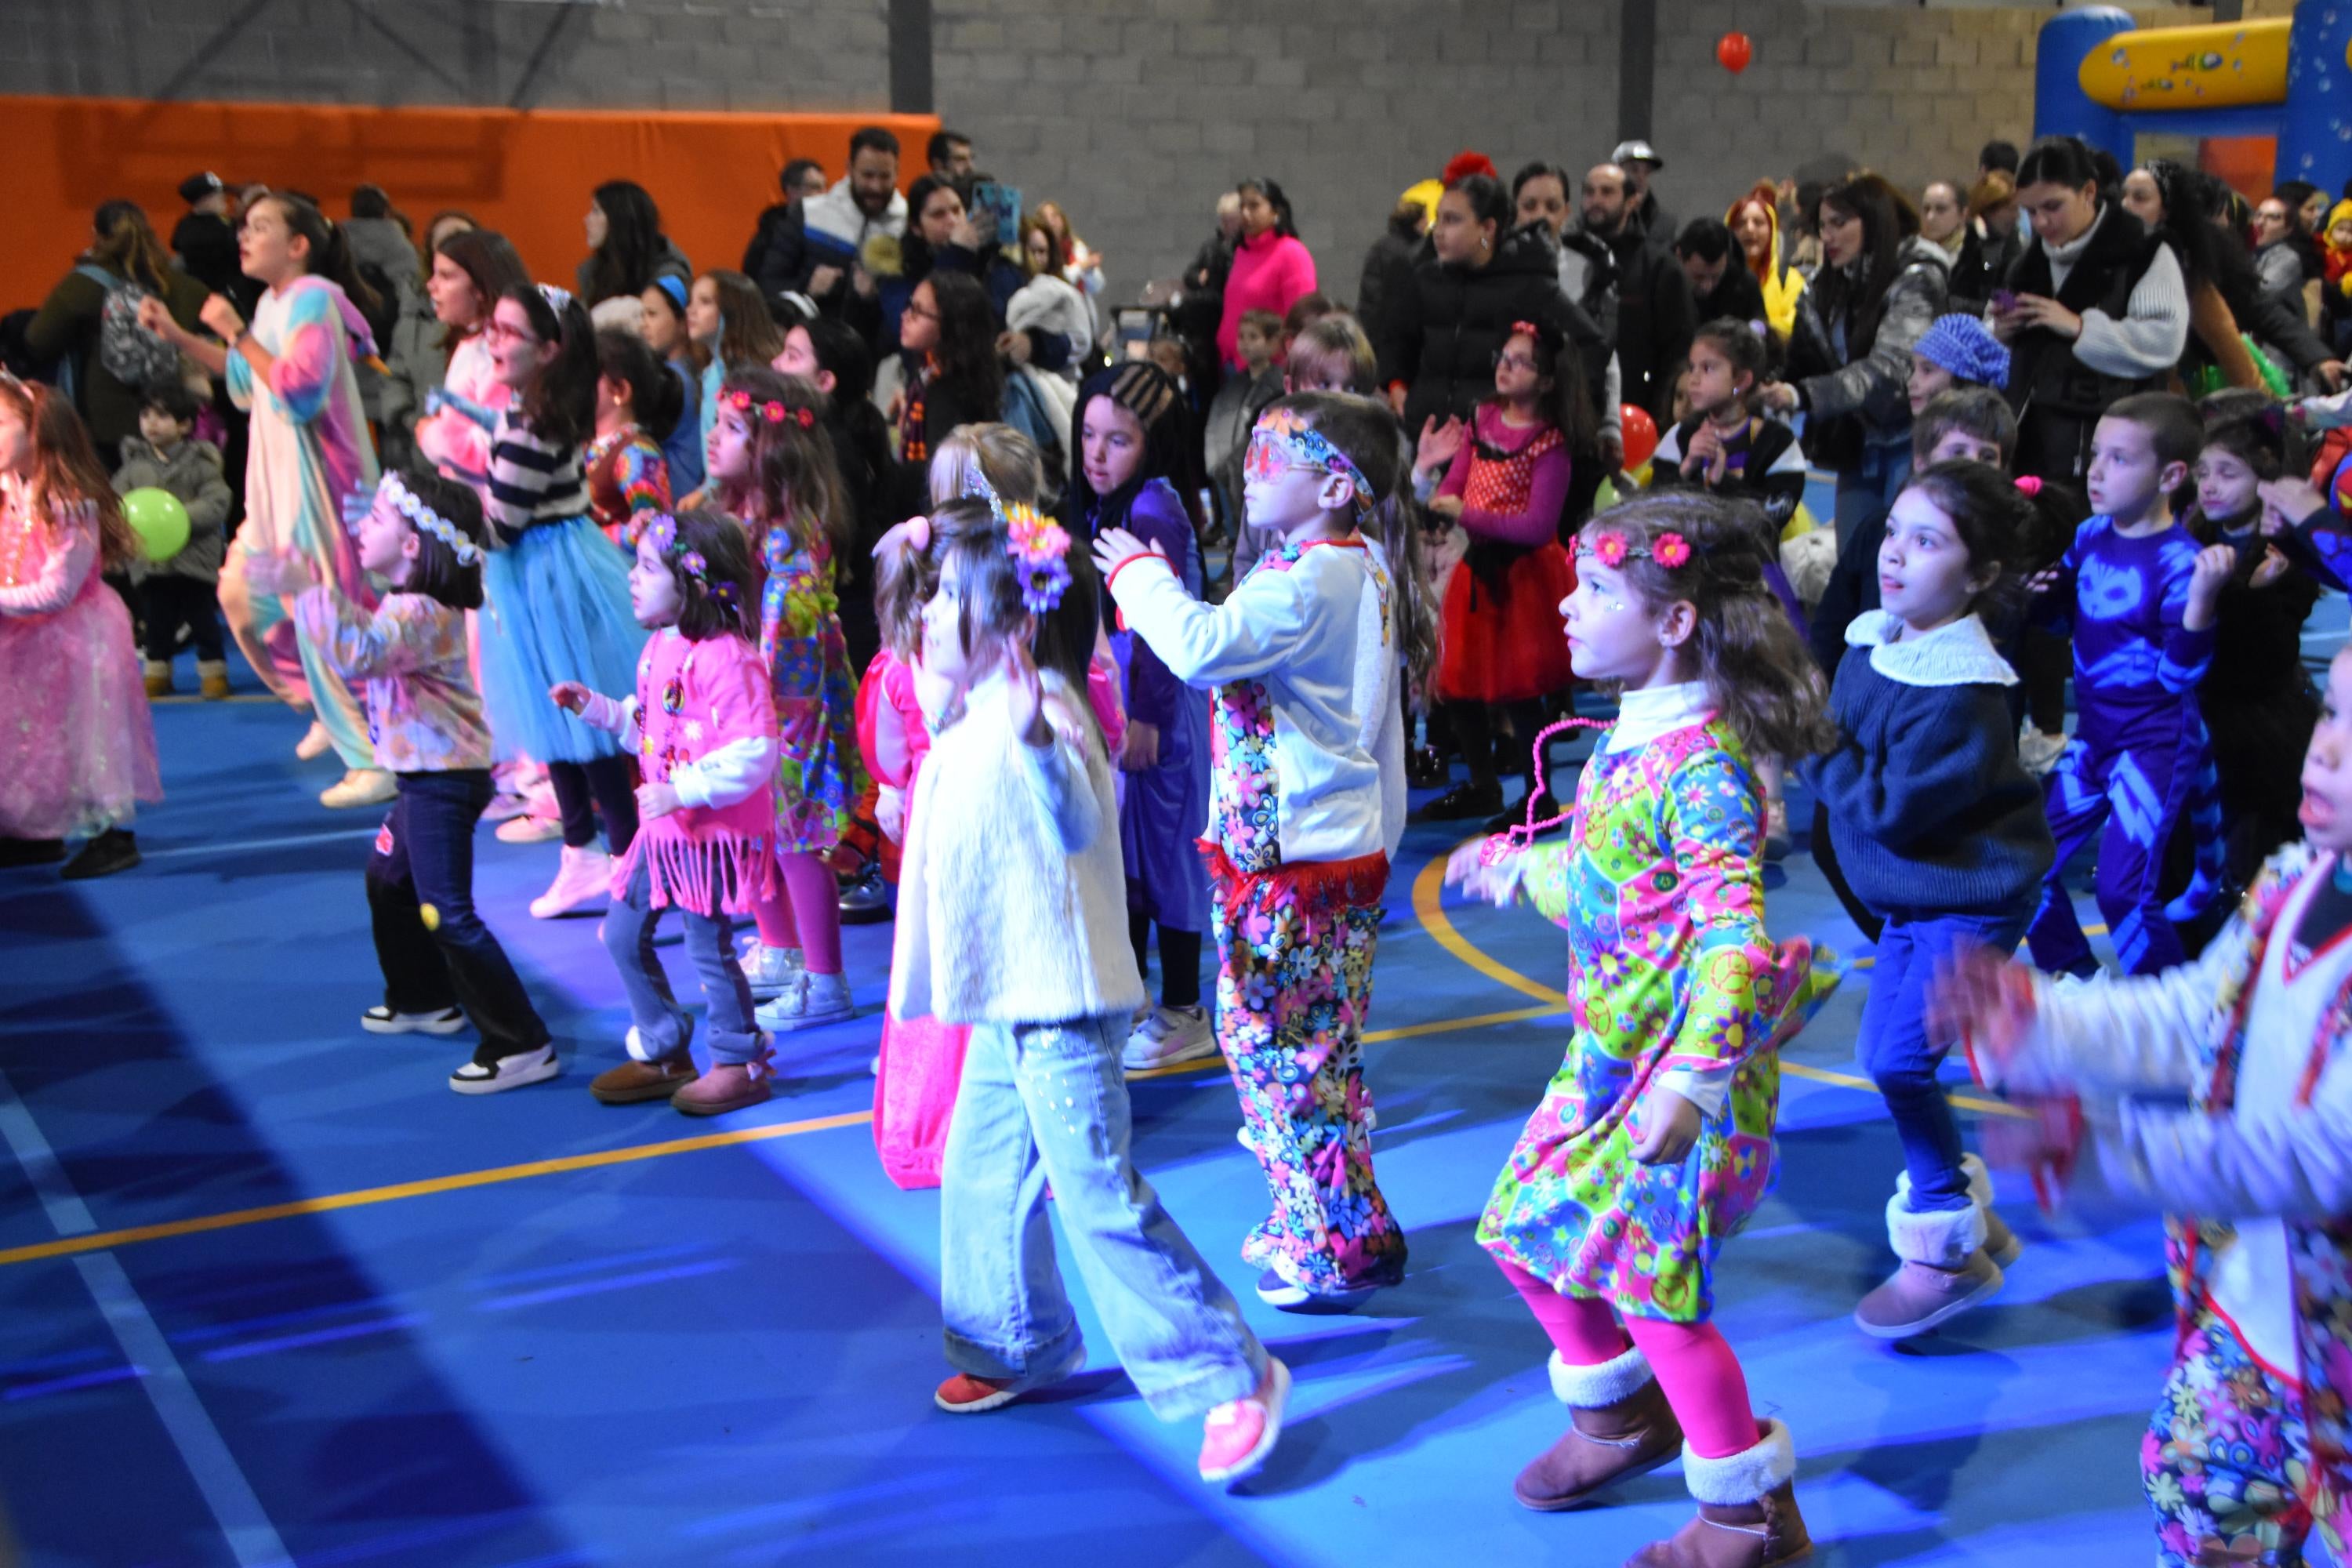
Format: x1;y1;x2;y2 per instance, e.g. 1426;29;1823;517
0;1110;873;1270
1407;848;2029;1120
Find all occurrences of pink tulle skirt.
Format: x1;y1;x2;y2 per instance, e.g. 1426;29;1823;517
0;575;161;840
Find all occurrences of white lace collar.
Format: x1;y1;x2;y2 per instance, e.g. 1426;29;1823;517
1847;610;2017;688
1606;680;1715;753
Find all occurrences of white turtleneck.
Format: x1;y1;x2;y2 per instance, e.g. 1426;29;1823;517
2018;204;2188;381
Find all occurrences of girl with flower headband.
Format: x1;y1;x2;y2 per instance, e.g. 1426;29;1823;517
895;493;1291;1486
553;509;782;1115
0;377;159;880
138;191;389;810
1798;461;2054;1340
706;367;869;1034
254;466;557;1092
464;281;650;931
1095;391;1421;1312
1066;361;1221;1073
1444;492;1838;1561
1411;315;1589;826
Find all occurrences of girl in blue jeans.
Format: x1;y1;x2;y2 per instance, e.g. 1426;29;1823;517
1800;460;2057;1338
884;496;1288;1486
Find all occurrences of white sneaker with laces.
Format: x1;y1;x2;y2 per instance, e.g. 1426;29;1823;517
448;1044;562;1095
320;768;398;809
529;844;613;919
1123;1004;1219;1071
479;793;531;825
755;970;857;1033
2017;725;2069;778
738;942;807;1001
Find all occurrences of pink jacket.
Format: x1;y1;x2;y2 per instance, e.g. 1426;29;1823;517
1218;231;1317;370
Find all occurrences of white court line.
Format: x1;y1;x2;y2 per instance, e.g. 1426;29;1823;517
141;827;385;861
0;1070;290;1566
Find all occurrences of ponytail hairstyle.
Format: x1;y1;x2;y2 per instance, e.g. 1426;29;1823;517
387;466;488;612
1690;316;1779;397
594;328;685;444
710;366;849;563
89;201;172;295
925;494;1098;700
703;269;784;372
1261;390;1439;692
0;378;136;571
648;507;762;644
499;284;597;451
258;192;382;325
1490;315;1597;457
1893;460;2033;633
1236;176;1300;240
1578;490;1835;760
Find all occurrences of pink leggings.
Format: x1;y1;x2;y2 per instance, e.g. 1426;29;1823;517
1497;1258;1762;1459
750;851;843;975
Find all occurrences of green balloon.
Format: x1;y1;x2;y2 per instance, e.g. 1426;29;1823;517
122;486;191;563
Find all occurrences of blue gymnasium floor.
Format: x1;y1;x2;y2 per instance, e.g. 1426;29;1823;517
5;608;2346;1568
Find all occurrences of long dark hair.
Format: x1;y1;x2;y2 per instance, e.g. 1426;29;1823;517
584;180;667;305
2135;159;2221;293
499;284;597;450
1487;315;1596;459
1238;176;1300;240
2016;136;2102;198
1581;489;1835;760
595;328;684;444
89;201;171;294
434;229;528;350
923;270;1004;420
1811;172;1918;352
1895;460;2033;633
391;466;488;612
258;193;382;324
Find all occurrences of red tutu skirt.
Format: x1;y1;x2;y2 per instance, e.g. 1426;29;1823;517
1435;539;1578;704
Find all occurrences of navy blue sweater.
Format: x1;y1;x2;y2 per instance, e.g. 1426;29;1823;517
1799;620;2055;917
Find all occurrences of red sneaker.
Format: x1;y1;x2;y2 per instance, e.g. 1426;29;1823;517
1198;1357;1290;1485
934;1372;1028;1414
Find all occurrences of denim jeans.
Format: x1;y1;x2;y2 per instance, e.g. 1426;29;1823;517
1856;906;2030;1210
940;1012;1267;1420
601;860;760;1065
366;770;549;1057
1833;439;1914;553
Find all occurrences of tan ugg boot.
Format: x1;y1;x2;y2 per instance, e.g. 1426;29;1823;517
1513;1345;1686;1511
1625;1418;1811;1567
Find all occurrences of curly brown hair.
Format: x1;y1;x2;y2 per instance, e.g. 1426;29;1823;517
710;367;849;566
1581;490;1835;760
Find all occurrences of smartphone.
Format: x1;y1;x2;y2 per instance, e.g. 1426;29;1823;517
1991;289;2018;314
969;181;1022;245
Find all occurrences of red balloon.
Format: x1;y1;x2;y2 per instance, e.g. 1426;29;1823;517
1717;32;1753;74
1620;404;1659;470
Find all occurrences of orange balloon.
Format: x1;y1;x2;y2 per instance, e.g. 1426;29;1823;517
1620;405;1659;470
1717;32;1753;74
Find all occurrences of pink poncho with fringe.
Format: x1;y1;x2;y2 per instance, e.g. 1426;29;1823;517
615;627;778;917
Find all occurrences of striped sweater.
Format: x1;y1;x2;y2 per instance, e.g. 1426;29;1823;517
485;412;589;544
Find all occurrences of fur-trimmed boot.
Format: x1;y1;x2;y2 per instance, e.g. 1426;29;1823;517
1512;1345;1686;1511
1625;1417;1811;1567
1854;1181;2003;1339
1902;1153;2020;1266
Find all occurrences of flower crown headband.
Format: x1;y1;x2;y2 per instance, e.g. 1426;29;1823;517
641;513;741;611
1573;527;1693;571
343;473;482;566
959;466;1073;614
721;388;817;429
1244;407;1372;511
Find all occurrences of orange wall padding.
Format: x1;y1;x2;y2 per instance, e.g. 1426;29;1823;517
0;95;938;315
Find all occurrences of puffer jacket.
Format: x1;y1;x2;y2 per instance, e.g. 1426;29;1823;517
1377;223;1608;443
112;435;232;584
1788;234;1951;454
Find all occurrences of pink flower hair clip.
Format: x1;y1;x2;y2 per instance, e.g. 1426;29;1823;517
722;389;815;429
1576;528;1693;570
1004;502;1073;614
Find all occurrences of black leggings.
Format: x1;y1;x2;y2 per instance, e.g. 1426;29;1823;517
1447;699;1549;793
1129;911;1203;1011
547;755;641;855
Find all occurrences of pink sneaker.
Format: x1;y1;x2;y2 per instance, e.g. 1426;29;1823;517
1198;1357;1290;1486
529;844;612;919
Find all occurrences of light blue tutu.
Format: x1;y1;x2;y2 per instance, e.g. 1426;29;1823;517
478;516;648;764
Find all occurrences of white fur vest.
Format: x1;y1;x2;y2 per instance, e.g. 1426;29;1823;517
887;670;1146;1026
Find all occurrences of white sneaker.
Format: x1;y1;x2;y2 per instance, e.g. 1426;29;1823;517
755;970;857;1033
529;844;612;918
495;814;563;844
320;768;398;809
2017;725;2069;778
1123;1004;1219;1071
479;792;532;825
295;720;332;761
738;942;807;1001
448;1044;561;1095
361;1004;467;1036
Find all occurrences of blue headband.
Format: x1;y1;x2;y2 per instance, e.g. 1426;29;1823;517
652;275;688;314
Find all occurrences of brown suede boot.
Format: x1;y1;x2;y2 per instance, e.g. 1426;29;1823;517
1513;1347;1686;1511
1626;1418;1810;1568
590;1058;697;1105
